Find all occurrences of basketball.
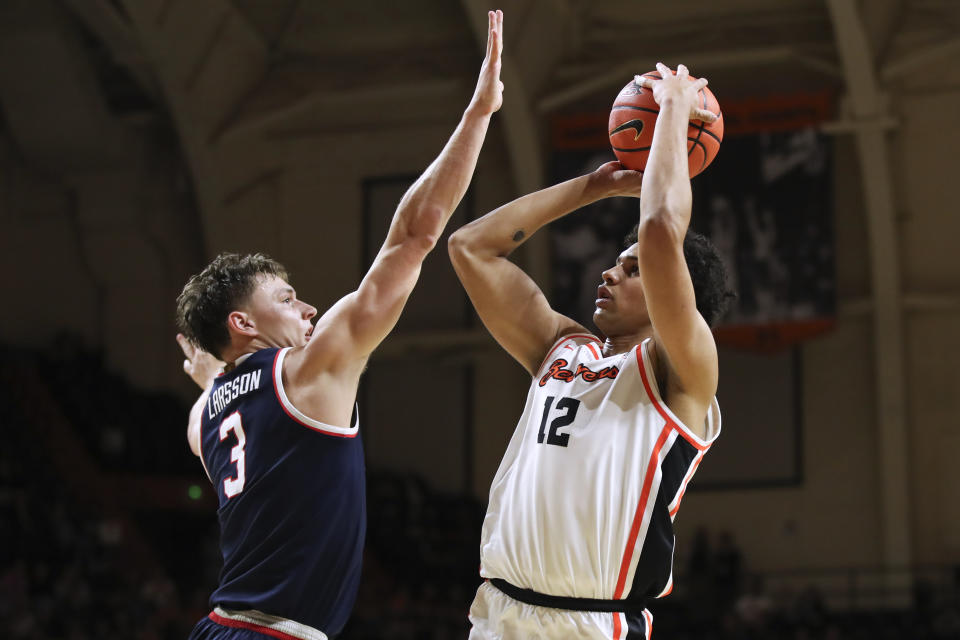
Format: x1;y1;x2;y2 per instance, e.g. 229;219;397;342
608;70;724;177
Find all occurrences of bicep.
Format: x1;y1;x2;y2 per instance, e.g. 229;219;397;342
449;240;585;375
297;239;428;374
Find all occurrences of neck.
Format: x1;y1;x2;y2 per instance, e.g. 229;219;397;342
221;338;260;369
601;327;653;358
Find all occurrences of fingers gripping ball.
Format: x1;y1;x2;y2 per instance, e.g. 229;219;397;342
608;71;724;177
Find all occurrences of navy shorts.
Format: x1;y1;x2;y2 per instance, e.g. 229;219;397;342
189;615;277;640
188;613;332;640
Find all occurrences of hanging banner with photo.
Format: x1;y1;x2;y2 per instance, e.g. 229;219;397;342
549;91;836;352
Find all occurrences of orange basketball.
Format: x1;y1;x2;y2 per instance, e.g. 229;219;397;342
608;71;723;177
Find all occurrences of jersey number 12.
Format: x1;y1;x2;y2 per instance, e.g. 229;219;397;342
537;396;581;447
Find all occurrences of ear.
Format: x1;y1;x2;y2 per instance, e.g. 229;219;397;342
227;310;257;338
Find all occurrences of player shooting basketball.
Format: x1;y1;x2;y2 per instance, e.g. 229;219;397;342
449;62;733;638
173;10;504;640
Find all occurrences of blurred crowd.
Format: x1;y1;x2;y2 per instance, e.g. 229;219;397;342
2;338;959;639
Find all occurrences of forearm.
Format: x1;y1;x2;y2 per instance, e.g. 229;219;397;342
452;172;608;258
639;98;693;236
389;107;493;248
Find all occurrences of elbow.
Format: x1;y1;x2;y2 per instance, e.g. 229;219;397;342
636;215;684;250
409;231;440;257
447;225;476;262
412;205;445;250
399;204;445;255
447;226;466;253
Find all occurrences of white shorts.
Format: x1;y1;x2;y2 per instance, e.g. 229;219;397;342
468;581;653;640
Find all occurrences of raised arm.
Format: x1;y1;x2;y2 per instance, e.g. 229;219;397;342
634;63;720;407
289;10;504;382
449;162;643;375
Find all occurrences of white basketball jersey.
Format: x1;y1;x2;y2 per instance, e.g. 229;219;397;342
479;334;720;607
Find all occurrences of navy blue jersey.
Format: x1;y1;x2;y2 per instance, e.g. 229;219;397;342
199;347;365;637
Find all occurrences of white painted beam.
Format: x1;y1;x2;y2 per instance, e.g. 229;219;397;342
826;0;912;581
539;46;841;114
217;79;462;144
881;36;960;82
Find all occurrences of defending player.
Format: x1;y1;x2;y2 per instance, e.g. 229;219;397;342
174;10;504;640
448;63;731;638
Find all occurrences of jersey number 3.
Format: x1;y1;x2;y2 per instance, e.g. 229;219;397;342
537;396;581;447
220;412;247;498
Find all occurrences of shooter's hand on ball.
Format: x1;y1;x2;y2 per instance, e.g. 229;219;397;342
591;161;644;199
636;62;719;123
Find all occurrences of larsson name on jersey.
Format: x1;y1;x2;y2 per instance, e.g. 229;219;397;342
207;371;262;418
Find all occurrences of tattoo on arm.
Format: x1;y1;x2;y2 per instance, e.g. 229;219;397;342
512;229;525;243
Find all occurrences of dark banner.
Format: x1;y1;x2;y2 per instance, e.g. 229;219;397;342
549;92;836;352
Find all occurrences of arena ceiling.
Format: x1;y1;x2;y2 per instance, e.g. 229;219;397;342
0;0;958;183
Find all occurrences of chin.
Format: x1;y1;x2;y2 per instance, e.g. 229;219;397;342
592;312;608;335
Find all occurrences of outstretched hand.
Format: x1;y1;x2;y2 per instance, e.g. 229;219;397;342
592;160;644;198
469;9;504;116
635;62;718;123
176;333;224;389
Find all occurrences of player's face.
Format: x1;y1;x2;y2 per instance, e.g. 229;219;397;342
592;243;649;336
244;274;317;348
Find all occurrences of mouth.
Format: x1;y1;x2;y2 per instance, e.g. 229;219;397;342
596;285;612;309
305;327;314;341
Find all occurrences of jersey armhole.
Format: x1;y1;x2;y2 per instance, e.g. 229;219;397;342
636;339;721;450
273;348;360;438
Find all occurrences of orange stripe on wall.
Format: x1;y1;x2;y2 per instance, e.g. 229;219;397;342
551;90;835;150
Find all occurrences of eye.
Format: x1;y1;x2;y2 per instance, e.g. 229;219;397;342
283;297;292;303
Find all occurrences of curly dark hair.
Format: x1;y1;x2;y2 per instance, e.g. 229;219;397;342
624;224;735;327
176;253;289;359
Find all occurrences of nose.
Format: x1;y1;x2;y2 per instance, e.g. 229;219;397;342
301;301;317;319
601;265;620;285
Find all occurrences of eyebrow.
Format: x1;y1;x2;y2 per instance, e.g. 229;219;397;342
616;254;638;265
277;287;295;297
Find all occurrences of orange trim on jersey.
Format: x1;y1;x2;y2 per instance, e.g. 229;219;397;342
208;611;310;640
660;579;673;598
612;611;622;639
271;349;357;438
668;452;705;518
536;333;602;375
586;342;601;360
668;494;684;518
613;424;672;599
635;346;710;452
643;609;653;640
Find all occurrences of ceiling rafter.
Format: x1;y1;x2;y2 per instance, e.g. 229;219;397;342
539;46;841;114
60;0;161;100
